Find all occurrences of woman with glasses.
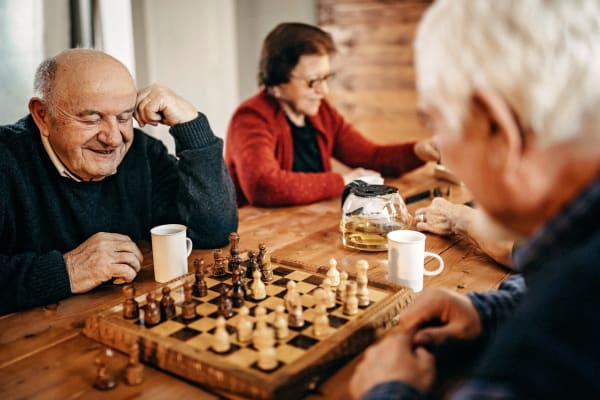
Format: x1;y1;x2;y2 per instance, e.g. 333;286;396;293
225;22;438;206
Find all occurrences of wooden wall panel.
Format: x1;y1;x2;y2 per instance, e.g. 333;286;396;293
318;0;433;144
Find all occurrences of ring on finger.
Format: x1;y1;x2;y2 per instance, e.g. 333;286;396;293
416;213;426;223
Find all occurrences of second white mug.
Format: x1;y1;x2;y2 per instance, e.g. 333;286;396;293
150;224;193;283
387;230;444;292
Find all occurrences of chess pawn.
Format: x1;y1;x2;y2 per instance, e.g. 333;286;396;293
212;316;231;353
312;288;330;337
284;281;304;328
122;284;139;319
257;345;278;371
218;285;234;318
336;271;349;303
257;243;267;268
321;277;336;309
230;267;246;308
193;258;208;297
253;306;275;350
144;292;161;326
260;253;274;282
212;249;227;277
273;305;289;340
124;343;144;386
236;306;253;344
356;259;370;307
327;258;341;287
250;268;267;300
93;348;116;390
246;250;260;279
343;281;359;316
160;286;176;320
181;281;197;320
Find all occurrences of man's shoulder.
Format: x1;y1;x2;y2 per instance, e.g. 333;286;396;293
0;115;38;145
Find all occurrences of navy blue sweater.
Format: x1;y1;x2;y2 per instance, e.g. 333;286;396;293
0;114;238;314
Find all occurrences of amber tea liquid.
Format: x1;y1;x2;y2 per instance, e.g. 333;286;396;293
341;218;406;252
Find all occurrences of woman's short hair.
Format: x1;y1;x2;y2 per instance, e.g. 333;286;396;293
258;22;336;87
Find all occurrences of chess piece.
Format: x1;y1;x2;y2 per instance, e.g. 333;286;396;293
312;288;330;337
321;277;336;309
93;348;116;390
124;343;144;386
253;307;273;348
260;252;274;282
181;281;197;320
122;284;139;319
212;249;227;277
193;258;208;297
257;343;278;371
343;281;359;316
284;281;304;328
246;250;260;279
160;286;176;320
250;268;267;300
229;232;240;258
327;258;341;287
257;243;267;269
236;306;253;344
336;271;349;303
212;316;231;353
144;292;161;326
228;247;241;273
218;285;234;318
273;305;289;340
230;267;246;308
356;259;370;307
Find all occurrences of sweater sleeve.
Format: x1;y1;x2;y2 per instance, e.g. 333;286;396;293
227;106;345;206
148;113;238;248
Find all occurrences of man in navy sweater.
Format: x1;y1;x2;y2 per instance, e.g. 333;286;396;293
351;0;600;398
0;49;238;314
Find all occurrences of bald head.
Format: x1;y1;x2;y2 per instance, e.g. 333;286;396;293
34;49;136;115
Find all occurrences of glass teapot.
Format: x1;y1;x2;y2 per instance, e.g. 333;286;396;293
340;181;411;252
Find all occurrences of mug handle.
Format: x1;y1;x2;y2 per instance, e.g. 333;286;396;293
186;238;193;256
423;252;444;276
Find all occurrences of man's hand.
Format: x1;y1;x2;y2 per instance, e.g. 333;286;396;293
398;287;482;347
64;232;143;293
134;83;198;127
414;197;472;236
350;329;435;399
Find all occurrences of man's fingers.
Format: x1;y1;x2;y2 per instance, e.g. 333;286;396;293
110;264;138;283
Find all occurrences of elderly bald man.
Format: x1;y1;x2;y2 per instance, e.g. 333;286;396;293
0;49;237;314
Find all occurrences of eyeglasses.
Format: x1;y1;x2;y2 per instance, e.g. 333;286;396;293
289;72;336;89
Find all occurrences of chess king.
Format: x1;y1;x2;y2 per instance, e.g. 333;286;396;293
0;48;238;314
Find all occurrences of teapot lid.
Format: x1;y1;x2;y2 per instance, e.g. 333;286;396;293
350;184;398;197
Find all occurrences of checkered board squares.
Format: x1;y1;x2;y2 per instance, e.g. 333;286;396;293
85;261;414;400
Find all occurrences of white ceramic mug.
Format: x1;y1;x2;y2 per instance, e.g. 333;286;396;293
387;230;444;292
150;224;193;283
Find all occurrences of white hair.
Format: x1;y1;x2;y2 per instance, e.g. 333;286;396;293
415;0;600;146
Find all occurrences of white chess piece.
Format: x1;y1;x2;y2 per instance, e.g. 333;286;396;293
258;343;278;370
251;269;267;300
212;316;231;353
355;259;370;307
236;306;253;344
253;306;274;350
327;258;340;287
284;280;304;328
343;281;359;316
321;277;336;309
312;288;330;337
273;305;289;340
336;271;349;303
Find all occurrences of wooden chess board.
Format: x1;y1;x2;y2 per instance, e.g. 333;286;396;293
84;261;414;399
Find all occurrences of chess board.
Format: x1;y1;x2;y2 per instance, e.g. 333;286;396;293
84;261;414;399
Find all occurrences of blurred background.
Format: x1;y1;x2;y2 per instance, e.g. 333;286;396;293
0;0;431;153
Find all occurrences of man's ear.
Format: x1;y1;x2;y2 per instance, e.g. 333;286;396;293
471;88;523;170
28;97;51;137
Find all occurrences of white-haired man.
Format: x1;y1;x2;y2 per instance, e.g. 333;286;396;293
351;0;600;398
0;49;238;314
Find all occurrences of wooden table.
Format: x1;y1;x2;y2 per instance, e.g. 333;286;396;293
0;164;511;399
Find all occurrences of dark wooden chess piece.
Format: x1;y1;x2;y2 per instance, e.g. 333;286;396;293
122;284;139;319
246;250;260;280
212;249;227;277
93;348;116;390
160;286;176;320
193;258;208;297
230;267;246;308
228;247;241;273
261;253;274;282
144;292;161;326
181;281;197;320
229;231;240;258
218;285;234;318
257;243;267;268
124;342;144;386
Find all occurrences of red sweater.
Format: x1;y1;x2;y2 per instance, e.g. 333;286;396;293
225;89;424;206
